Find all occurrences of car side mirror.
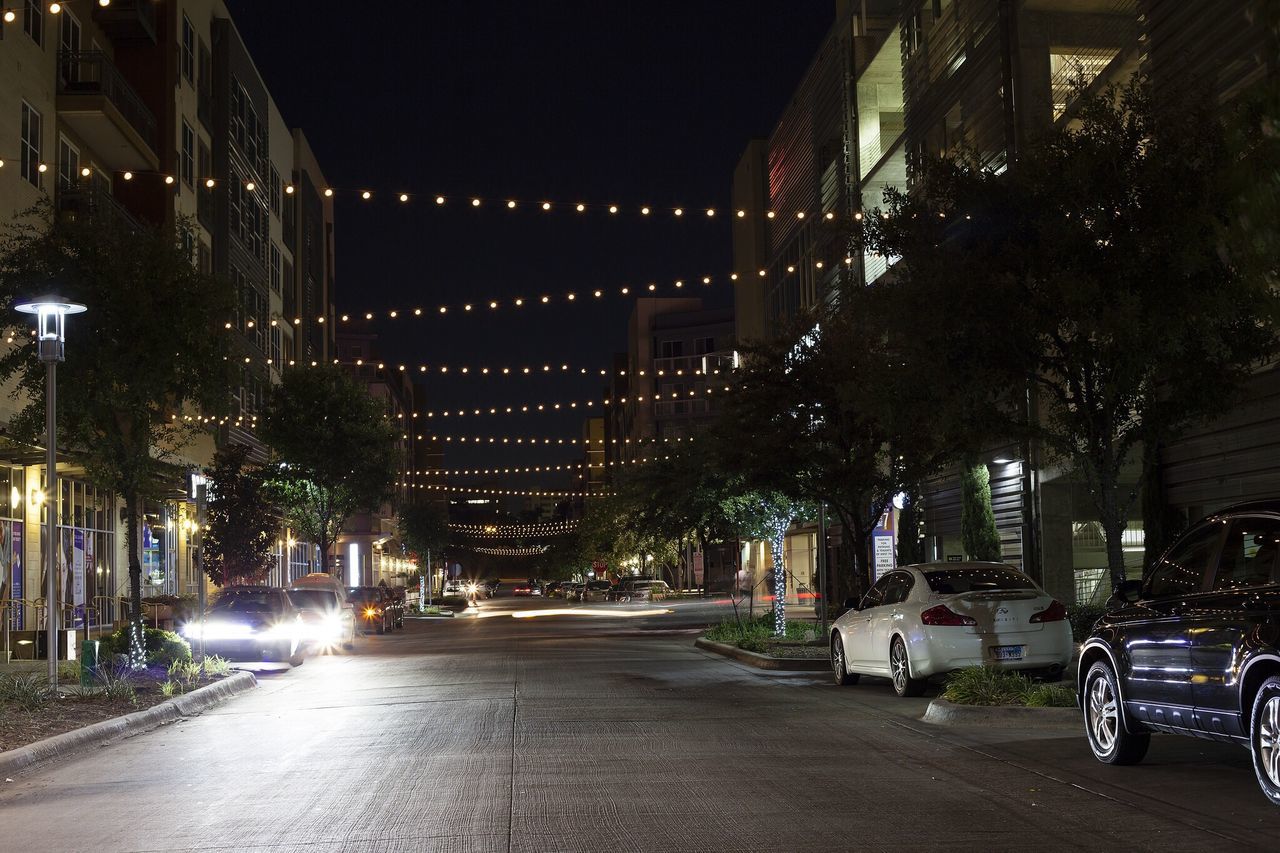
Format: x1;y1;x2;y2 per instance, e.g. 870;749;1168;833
842;597;859;611
1113;579;1142;604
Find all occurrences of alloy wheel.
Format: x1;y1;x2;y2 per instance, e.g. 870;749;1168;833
832;641;844;676
1088;674;1119;753
890;641;907;692
1260;695;1280;789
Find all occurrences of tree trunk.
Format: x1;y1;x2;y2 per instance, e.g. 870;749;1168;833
125;491;145;668
770;526;787;637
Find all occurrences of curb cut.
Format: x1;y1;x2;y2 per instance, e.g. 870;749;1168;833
0;670;257;779
922;697;1081;729
694;637;829;672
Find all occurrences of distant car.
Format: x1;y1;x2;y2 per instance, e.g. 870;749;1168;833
346;586;393;634
285;586;356;650
483;579;501;596
1079;501;1280;806
443;579;467;597
512;580;541;597
543;581;569;598
183;586;306;666
830;563;1072;696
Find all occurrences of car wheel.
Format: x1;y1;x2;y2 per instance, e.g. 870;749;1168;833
1083;660;1149;765
1249;675;1280;806
375;618;386;635
889;636;926;697
288;642;305;667
831;635;859;686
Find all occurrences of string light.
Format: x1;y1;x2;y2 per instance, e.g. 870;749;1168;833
421;484;604;498
419;385;731;419
421;434;696;446
414;454;672;478
461;546;549;556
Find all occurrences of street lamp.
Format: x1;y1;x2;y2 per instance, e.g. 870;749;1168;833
15;295;87;690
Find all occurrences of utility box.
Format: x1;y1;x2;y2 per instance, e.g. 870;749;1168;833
80;639;99;687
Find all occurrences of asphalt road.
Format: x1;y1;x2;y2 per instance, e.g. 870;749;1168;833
2;593;1278;852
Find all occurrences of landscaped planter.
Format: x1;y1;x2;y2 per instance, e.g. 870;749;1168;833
922;698;1082;729
694;637;829;671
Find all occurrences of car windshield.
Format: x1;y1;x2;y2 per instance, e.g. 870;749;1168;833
588;581;611;590
922;567;1036;594
211;589;280;614
287;589;339;610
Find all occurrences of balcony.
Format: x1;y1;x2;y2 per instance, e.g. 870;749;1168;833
57;51;159;172
91;0;157;44
55;182;143;232
653;351;736;377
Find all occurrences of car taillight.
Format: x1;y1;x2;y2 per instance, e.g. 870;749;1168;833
1030;599;1067;623
920;604;976;626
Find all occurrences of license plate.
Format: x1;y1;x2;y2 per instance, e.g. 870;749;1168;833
991;645;1025;661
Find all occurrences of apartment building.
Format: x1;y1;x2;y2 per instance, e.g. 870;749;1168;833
0;1;335;651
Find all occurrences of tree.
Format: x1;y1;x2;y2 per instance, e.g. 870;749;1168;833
203;444;276;587
714;284;967;604
0;208;233;666
398;501;449;593
865;80;1280;587
960;462;1002;561
260;365;398;576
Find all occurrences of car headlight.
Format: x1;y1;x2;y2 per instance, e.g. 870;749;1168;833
191;621;255;641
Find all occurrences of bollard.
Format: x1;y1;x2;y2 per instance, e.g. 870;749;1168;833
80;639;99;688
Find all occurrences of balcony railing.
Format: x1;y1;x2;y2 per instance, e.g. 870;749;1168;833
57;51;158;154
55;183;143;232
91;0;157;44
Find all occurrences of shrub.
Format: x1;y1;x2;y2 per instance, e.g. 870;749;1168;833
99;626;192;668
943;667;1077;708
168;659;200;685
1024;683;1077;708
1067;604;1108;643
0;673;51;710
94;665;137;704
160;679;180;697
201;655;232;678
57;660;80;683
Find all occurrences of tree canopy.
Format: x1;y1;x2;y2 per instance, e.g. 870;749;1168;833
260;365;398;576
0;208;234;664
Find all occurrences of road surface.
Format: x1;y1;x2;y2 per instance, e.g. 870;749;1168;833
1;593;1276;851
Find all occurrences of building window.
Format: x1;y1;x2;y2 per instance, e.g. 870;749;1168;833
694;336;716;355
270;166;281;215
270;243;281;294
659;340;684;359
181;121;195;188
20;101;42;187
270;326;282;368
197;240;211;275
181;14;195;84
24;0;41;46
56;135;79;191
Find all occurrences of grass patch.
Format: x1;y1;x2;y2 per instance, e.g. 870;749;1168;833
703;613;822;652
942;667;1075;708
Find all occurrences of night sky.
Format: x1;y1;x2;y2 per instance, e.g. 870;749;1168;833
225;0;833;490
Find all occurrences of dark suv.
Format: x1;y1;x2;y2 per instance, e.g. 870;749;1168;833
1078;500;1280;805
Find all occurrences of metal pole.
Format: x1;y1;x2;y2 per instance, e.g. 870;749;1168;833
817;503;828;636
45;360;58;690
195;484;206;664
426;548;432;606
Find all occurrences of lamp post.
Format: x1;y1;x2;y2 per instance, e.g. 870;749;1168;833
15;296;87;690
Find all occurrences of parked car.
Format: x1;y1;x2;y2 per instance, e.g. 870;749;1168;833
611;579;670;601
484;579;501;596
182;586;306;666
285;586;356;650
543;580;569;598
830;562;1072;697
580;581;613;602
1078;501;1280;806
346;586;393;634
381;585;405;628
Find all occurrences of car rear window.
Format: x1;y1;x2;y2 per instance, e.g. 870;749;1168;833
922;567;1036;594
287;589;338;610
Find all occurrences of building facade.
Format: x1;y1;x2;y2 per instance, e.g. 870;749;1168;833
735;0;1274;606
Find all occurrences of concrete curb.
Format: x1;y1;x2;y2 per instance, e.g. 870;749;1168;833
922;697;1082;729
0;670;257;779
694;637;829;672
